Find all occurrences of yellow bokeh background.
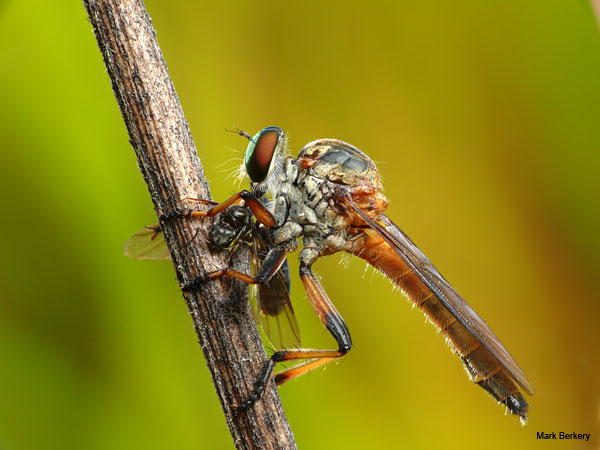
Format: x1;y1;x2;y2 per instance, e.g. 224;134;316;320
1;1;599;449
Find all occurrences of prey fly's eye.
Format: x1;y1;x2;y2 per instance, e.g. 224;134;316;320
244;126;284;183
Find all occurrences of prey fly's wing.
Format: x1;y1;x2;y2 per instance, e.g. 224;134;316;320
123;223;171;261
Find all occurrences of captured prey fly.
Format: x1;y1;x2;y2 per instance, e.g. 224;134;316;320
125;126;534;421
208;201;301;348
124;201;301;349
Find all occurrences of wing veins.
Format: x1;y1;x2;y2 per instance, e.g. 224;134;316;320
341;194;534;395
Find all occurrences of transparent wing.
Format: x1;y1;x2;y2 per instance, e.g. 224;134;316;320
123;223;171;261
252;228;301;349
257;259;301;349
342;195;534;395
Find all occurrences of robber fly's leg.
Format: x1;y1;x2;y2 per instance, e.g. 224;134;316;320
301;259;352;351
271;259;354;379
181;244;288;292
233;251;352;413
160;190;276;228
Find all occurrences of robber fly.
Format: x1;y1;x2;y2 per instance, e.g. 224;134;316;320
125;126;534;421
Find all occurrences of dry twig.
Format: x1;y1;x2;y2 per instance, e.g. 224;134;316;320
83;1;297;448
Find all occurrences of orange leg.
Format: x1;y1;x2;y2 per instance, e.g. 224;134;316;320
160;190;276;228
182;236;353;412
181;244;288;292
274;357;336;385
232;262;353;413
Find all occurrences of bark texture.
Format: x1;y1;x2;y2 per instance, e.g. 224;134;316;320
83;1;297;448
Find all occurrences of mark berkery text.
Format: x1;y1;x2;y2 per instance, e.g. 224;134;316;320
537;432;590;441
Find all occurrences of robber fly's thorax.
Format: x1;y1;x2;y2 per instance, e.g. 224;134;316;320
267;139;389;254
297;139;388;223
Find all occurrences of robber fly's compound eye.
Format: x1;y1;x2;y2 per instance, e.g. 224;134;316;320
244;126;284;183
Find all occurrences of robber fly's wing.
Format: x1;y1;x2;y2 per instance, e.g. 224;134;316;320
123;223;171;261
257;259;301;349
251;230;301;349
342;196;534;396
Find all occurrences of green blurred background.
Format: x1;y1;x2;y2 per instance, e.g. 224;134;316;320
1;1;599;449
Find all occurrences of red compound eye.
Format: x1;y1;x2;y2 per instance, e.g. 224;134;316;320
245;126;283;183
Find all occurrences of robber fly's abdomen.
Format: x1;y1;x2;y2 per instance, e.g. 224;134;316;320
349;231;528;418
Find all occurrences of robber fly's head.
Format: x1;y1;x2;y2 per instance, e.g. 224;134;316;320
243;126;286;195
